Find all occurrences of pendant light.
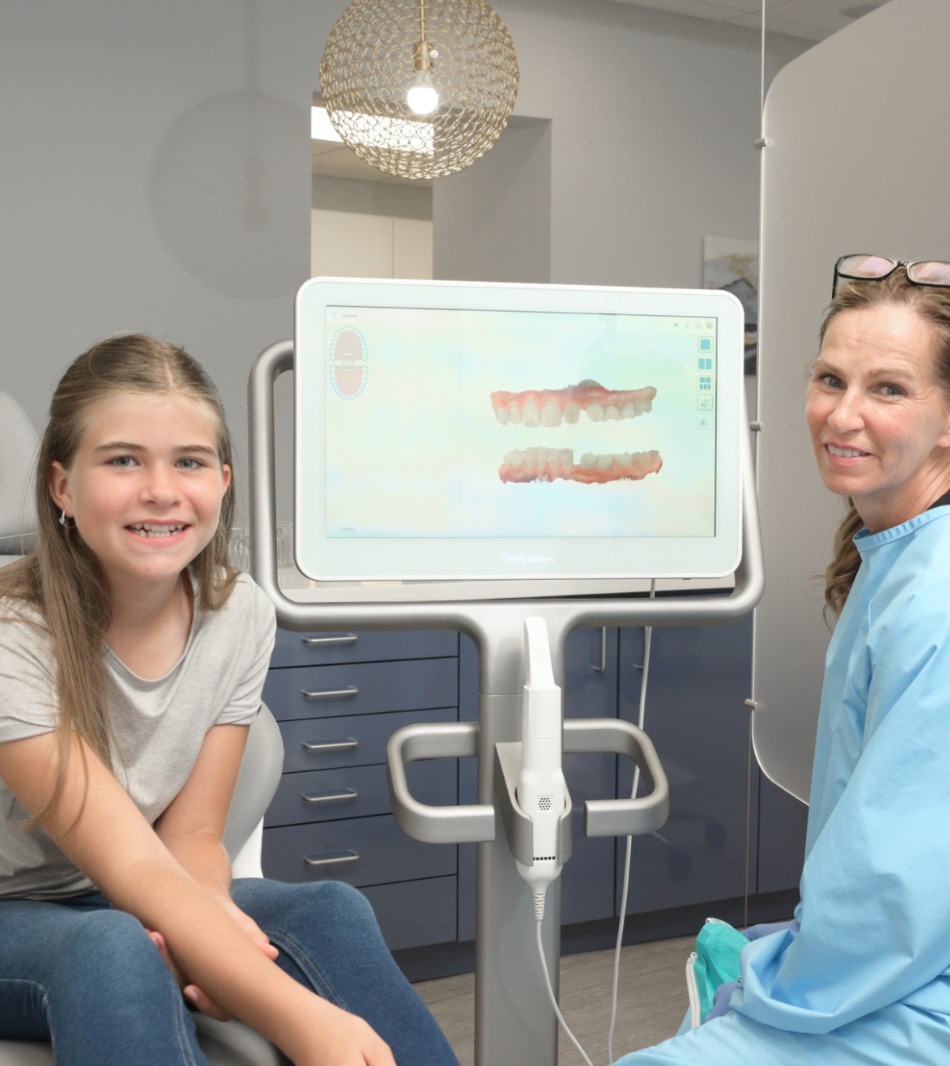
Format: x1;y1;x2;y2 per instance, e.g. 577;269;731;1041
319;0;519;180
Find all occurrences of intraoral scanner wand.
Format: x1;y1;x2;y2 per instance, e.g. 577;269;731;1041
516;616;567;912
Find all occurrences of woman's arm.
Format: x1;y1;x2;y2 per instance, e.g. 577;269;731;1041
732;599;950;1033
0;731;395;1066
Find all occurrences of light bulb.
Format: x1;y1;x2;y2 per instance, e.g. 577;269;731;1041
407;70;439;116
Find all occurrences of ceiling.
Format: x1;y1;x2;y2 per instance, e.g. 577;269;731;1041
312;0;889;185
606;0;887;42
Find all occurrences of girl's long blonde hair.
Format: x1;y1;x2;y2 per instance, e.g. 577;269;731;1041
819;269;950;618
0;334;238;825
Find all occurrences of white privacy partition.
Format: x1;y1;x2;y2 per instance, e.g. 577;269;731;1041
754;0;950;802
249;317;764;1065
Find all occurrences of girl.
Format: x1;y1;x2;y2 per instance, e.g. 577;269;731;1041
0;334;458;1065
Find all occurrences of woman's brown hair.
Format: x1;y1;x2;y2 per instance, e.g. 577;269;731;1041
0;333;238;825
819;269;950;618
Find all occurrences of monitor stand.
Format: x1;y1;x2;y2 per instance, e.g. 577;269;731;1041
249;339;764;1066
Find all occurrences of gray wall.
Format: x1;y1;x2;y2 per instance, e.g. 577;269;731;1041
0;0;809;525
436;0;808;287
0;0;321;523
754;0;950;801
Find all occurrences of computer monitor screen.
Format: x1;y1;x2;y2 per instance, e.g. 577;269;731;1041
294;278;744;583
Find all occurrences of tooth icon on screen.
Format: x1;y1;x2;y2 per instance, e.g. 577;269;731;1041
329;327;368;399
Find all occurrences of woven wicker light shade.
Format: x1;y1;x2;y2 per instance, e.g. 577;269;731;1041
320;0;519;180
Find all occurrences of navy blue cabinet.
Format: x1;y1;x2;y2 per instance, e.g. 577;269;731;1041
616;618;806;914
617;619;754;914
261;628;461;952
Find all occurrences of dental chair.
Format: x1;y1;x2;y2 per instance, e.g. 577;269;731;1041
0;391;38;562
0;391;287;1065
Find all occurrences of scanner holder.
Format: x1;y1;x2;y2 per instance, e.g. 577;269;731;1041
386;718;670;865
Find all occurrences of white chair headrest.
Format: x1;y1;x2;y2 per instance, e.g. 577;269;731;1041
0;391;39;556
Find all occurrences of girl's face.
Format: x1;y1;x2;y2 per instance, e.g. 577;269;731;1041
48;391;231;598
806;302;950;532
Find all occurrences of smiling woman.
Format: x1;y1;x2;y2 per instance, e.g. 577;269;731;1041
610;263;950;1066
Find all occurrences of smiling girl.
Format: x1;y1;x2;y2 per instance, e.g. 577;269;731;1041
0;334;458;1065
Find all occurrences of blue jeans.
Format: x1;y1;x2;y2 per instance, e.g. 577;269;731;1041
0;878;458;1065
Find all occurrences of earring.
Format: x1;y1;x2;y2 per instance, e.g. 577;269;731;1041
59;510;69;528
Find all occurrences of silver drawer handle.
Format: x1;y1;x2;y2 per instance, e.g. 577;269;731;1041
302;788;358;805
591;626;608;673
304;850;359;868
301;685;359;701
301;738;359;753
301;634;358;647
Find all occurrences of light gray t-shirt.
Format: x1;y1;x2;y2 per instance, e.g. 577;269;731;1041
0;573;276;900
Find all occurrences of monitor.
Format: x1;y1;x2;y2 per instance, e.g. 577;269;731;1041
293;277;745;584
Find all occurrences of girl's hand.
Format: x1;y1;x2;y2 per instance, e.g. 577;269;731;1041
148;898;278;1020
291;1004;397;1066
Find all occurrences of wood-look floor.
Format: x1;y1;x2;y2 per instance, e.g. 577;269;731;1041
415;935;693;1065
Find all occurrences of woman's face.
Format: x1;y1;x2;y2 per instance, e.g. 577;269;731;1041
806;302;950;532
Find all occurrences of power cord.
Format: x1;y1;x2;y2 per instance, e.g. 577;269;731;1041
533;887;595;1066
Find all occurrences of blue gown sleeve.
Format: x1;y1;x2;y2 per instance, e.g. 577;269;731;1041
730;592;950;1033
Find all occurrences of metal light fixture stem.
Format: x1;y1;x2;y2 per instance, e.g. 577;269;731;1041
413;0;432;72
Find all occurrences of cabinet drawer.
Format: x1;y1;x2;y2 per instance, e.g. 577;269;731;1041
262;815;456;887
263;658;458;721
270;628;458;668
265;760;456;827
279;707;456;772
363;877;457;951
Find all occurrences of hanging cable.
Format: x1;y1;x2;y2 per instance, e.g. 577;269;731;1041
755;0;769;149
532;890;595;1066
760;0;766;131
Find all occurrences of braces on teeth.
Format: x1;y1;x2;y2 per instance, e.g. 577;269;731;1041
130;524;185;536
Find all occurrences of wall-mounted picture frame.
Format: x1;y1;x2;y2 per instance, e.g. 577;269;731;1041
703;235;759;375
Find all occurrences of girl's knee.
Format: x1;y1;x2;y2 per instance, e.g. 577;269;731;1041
239;878;378;929
57;909;174;997
313;880;375;922
63;907;148;952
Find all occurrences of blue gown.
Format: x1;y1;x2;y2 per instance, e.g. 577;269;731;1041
614;506;950;1064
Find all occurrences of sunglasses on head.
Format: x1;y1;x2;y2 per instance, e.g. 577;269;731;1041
832;254;950;298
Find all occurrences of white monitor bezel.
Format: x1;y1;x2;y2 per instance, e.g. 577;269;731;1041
293;277;745;585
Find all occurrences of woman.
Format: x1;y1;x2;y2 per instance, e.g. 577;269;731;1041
613;256;950;1063
0;334;458;1065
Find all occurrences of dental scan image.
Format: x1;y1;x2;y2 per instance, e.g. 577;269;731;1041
294;279;743;583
